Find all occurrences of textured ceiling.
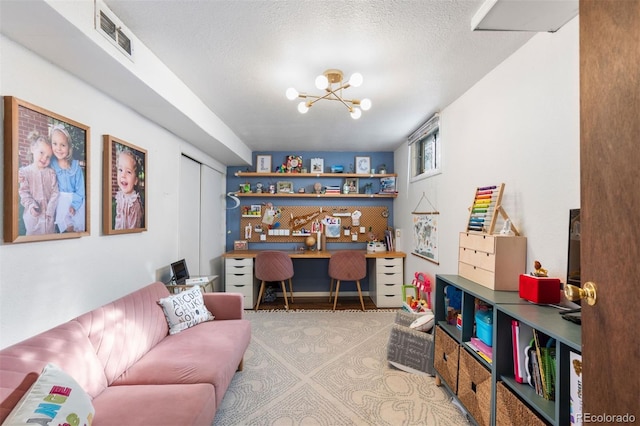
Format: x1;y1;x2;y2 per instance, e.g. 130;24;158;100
1;0;549;163
102;0;535;155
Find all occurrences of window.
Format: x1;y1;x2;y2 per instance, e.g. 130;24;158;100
409;114;441;181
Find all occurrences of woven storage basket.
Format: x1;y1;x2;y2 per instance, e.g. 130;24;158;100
496;382;547;426
434;326;460;393
457;349;491;426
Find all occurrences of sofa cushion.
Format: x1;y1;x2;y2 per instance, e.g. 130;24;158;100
92;383;216;426
2;363;95;426
0;321;108;424
112;319;251;406
74;282;171;385
157;286;214;335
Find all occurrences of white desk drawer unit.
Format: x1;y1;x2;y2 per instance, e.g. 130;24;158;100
225;257;256;309
369;257;404;308
457;232;526;291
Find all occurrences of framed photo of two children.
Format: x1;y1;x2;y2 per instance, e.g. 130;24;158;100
3;96;90;243
103;135;147;235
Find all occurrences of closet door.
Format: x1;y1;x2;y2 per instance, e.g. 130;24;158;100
199;164;225;286
179;155;201;274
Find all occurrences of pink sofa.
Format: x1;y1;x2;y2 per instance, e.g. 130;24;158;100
0;282;251;425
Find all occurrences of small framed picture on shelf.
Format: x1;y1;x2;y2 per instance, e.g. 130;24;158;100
256;155;272;173
286;155;303;173
276;181;294;193
344;177;359;194
355;156;371;174
233;240;248;250
310;158;324;173
380;177;397;193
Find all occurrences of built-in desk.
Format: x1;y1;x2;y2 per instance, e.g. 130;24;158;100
222;250;406;309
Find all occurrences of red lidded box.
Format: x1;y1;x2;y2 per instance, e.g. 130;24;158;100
518;274;561;304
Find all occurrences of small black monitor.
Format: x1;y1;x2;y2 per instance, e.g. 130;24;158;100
565;208;582;315
566;209;581;289
170;259;190;284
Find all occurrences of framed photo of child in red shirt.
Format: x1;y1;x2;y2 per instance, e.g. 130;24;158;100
103;135;147;235
3;96;90;243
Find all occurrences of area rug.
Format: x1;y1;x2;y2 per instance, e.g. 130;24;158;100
213;311;469;426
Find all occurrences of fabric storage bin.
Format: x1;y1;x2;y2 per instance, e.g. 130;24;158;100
457;349;491;426
434;326;460;393
475;309;493;347
386;311;435;376
496;381;546;426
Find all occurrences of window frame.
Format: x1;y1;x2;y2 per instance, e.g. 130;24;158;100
409;114;441;182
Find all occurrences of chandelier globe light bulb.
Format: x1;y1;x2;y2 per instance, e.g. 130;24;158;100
350;108;362;120
286;87;299;100
298;101;309;114
348;72;363;87
360;98;372;111
315;74;329;90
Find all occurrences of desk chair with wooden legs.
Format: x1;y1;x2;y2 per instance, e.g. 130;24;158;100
255;251;294;310
328;250;366;311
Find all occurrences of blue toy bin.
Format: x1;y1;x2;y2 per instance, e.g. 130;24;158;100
475;309;493;347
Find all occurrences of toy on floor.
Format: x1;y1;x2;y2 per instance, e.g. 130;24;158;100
402;295;430;314
412;272;432;309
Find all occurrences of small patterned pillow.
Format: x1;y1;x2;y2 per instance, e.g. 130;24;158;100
158;286;215;334
3;363;94;426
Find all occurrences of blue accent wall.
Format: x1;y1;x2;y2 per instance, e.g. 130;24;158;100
225;151;395;292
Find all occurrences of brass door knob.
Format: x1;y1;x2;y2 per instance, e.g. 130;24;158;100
564;281;597;306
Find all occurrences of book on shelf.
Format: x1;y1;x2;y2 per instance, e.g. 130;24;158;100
384;228;395;251
470;337;493;359
466;339;492;364
520;326;556;401
511;320;534;384
569;351;583;426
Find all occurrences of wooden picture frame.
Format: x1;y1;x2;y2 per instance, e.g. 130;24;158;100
310;158;324;173
3;96;90;243
355;156;371;174
256;154;272;173
103;135;147;235
276;181;294;193
344;177;359;194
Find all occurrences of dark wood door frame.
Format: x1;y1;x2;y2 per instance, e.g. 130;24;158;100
580;0;639;420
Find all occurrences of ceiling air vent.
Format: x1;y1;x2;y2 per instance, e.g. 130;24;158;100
95;1;134;61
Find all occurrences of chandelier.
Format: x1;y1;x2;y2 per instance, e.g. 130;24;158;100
286;69;372;119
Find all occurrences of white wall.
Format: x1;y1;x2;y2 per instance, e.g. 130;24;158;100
0;36;225;348
395;17;580;295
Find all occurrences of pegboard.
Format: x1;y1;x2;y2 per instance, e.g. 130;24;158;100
239;204;390;243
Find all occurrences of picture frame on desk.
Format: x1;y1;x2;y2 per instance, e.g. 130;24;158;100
3;96;90;243
255;155;271;173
